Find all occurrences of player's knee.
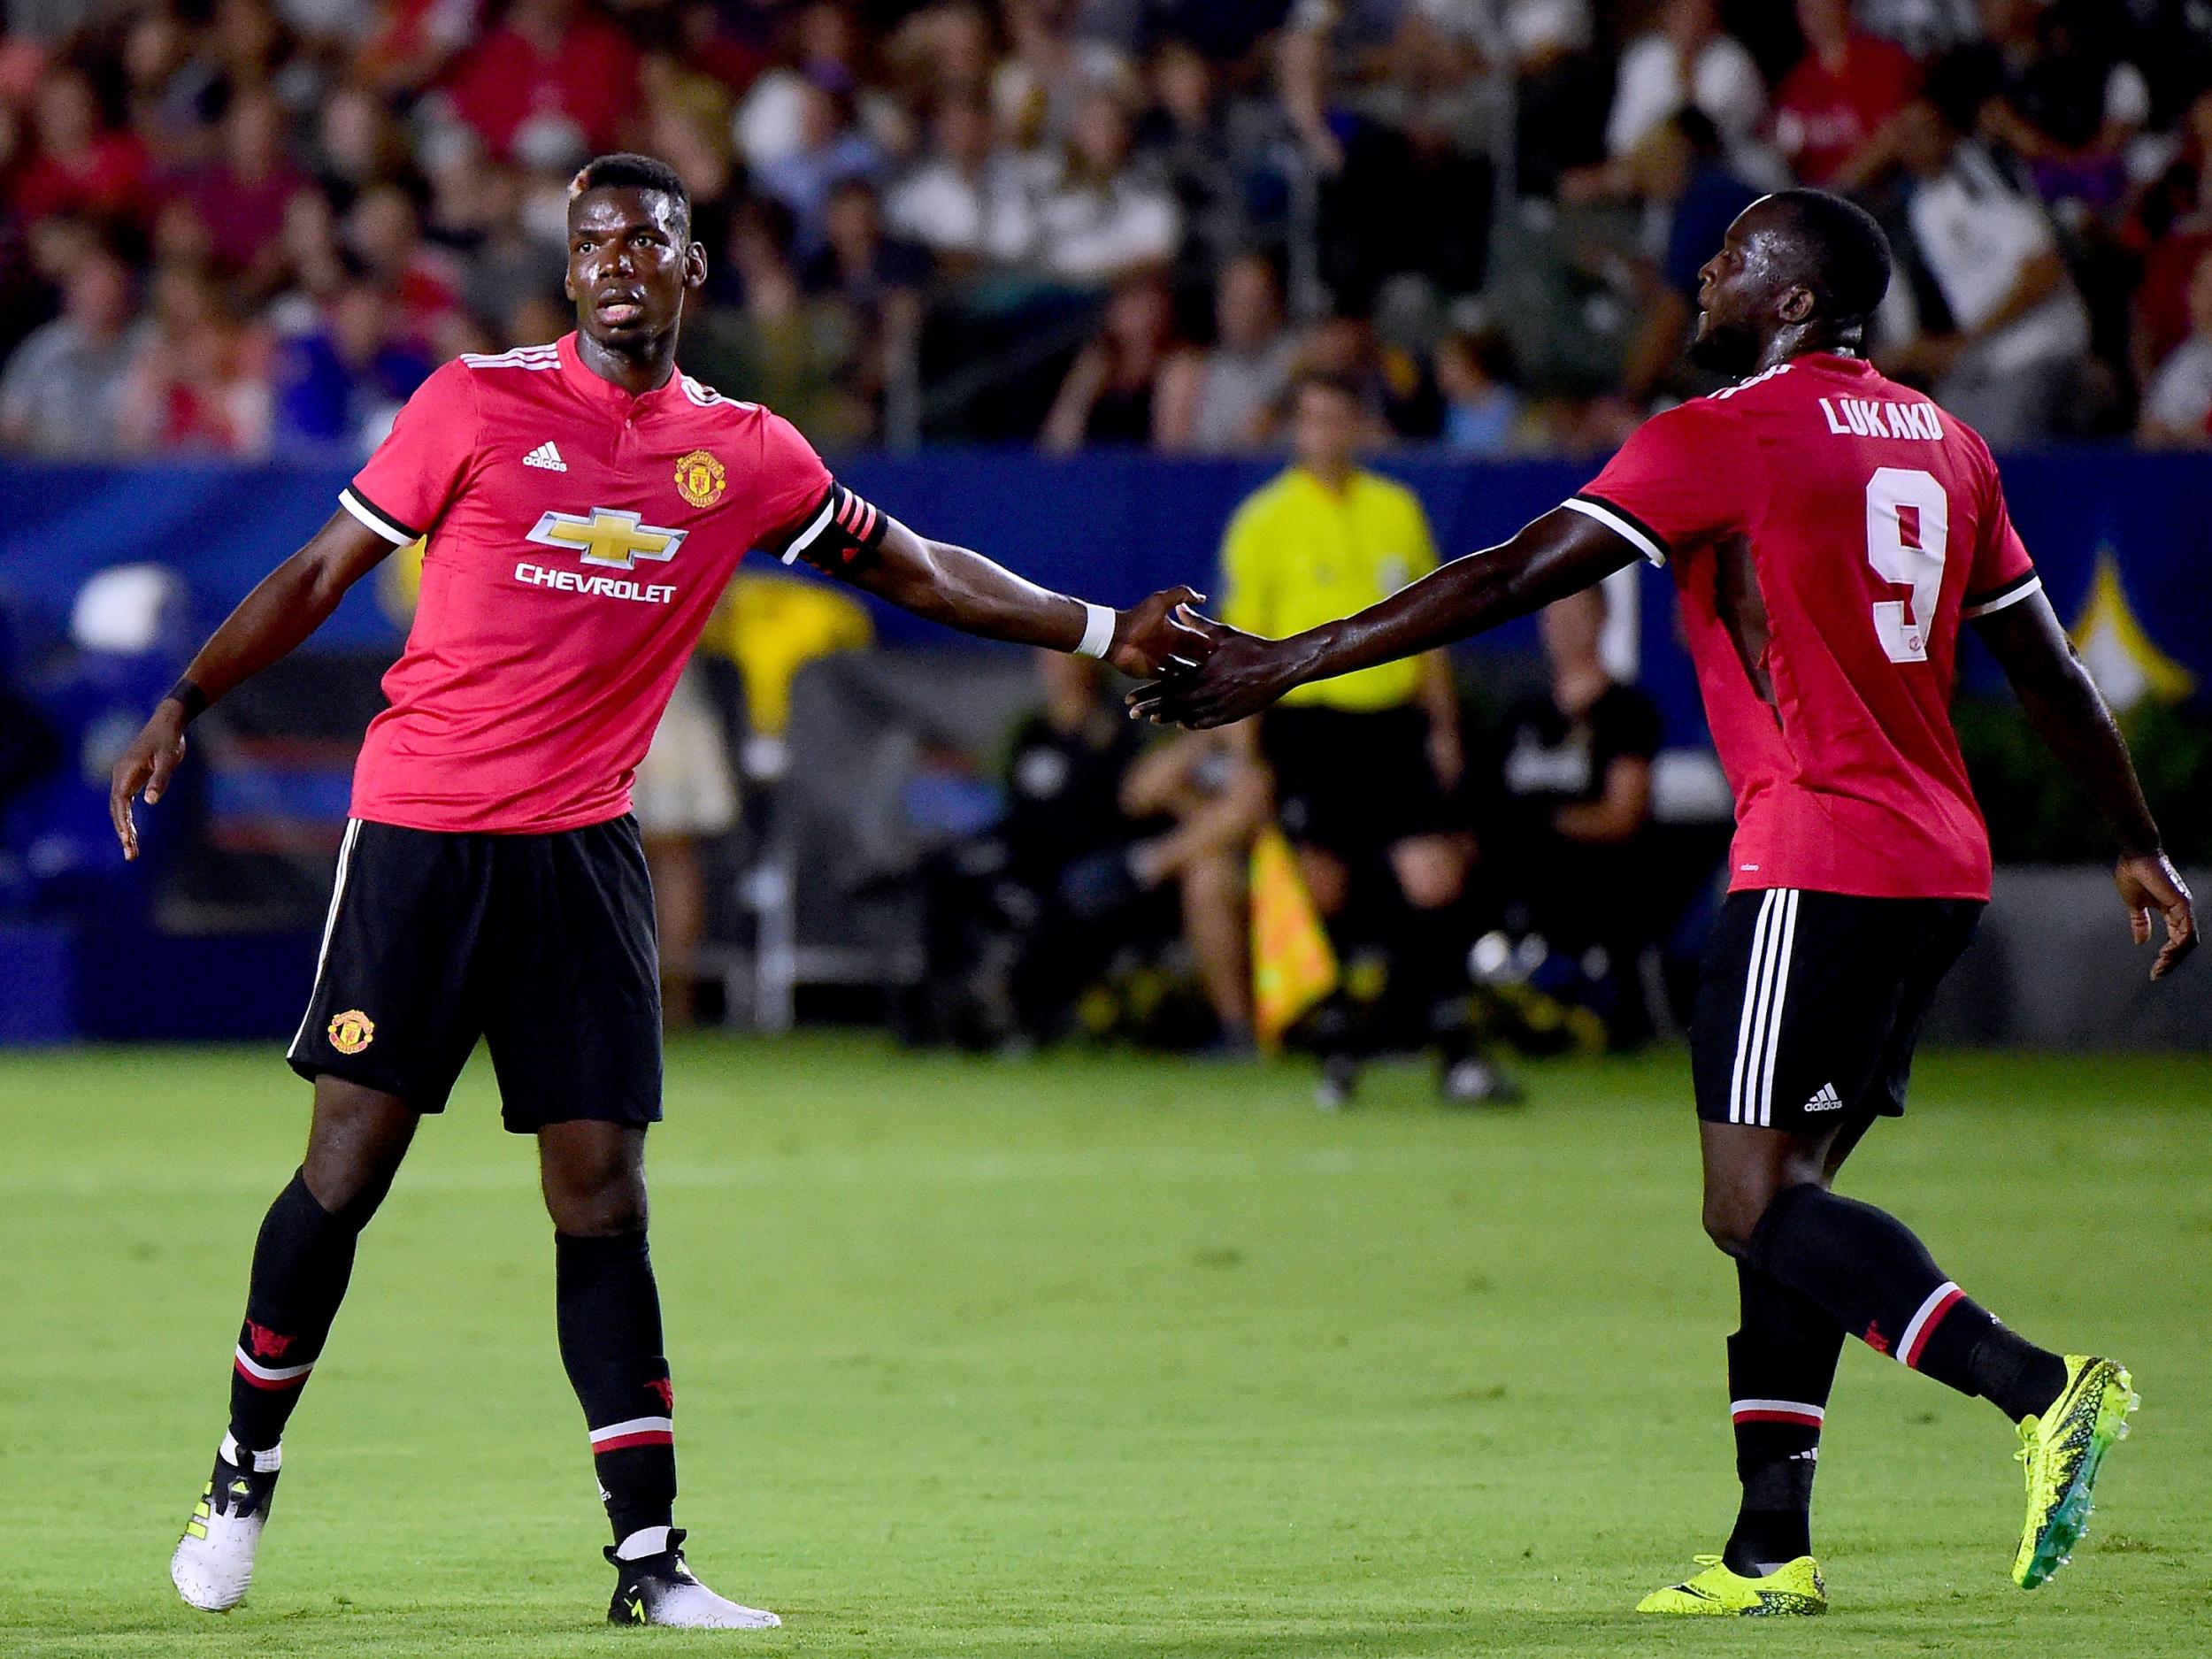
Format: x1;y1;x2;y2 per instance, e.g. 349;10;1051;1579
1391;837;1466;911
301;1079;416;1218
1701;1187;1764;1258
541;1149;648;1236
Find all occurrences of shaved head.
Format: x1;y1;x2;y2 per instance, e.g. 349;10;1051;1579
1689;190;1893;377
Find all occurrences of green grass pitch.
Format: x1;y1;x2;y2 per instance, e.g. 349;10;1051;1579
1;1036;2207;1657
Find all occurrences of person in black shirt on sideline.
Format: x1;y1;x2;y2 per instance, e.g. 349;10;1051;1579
1488;583;1663;1041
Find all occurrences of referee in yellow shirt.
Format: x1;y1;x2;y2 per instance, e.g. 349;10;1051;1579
1220;372;1506;1105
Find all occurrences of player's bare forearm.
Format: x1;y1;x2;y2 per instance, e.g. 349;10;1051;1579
854;517;1212;678
856;521;1091;649
1978;588;2196;976
109;511;392;859
1131;507;1634;728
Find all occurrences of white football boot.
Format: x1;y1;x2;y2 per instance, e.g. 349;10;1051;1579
607;1528;781;1629
171;1435;280;1611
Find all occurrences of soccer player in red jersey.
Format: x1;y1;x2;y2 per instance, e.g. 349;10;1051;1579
1133;189;2196;1613
110;154;1211;1628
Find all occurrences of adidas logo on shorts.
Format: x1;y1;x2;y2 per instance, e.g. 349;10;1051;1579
523;442;568;472
1803;1081;1845;1113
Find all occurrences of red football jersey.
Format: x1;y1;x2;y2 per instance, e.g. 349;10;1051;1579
1569;352;2039;900
338;333;833;833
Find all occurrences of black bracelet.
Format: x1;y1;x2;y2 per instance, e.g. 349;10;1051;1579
165;677;210;722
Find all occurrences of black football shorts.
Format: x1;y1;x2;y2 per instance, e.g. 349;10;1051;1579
1691;887;1981;1133
287;815;662;1132
1260;704;1454;858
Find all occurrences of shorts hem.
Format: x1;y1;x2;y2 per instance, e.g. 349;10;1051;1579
284;1053;453;1113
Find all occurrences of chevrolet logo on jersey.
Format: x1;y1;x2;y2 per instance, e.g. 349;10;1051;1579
526;508;688;571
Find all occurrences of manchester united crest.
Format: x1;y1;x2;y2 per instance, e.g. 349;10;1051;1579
327;1010;375;1055
673;449;726;508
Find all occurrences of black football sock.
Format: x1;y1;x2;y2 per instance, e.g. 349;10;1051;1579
1722;1263;1842;1576
1397;899;1471;1049
1747;1183;2067;1419
557;1230;678;1548
227;1170;373;1454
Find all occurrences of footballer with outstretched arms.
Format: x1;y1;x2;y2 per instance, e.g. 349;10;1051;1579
1133;189;2195;1614
111;153;1211;1630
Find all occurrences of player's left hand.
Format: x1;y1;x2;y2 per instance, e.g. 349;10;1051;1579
1125;624;1296;729
1110;587;1218;679
2115;850;2196;979
109;701;189;863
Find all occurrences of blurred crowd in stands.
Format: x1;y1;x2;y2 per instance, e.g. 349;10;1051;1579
4;0;2212;461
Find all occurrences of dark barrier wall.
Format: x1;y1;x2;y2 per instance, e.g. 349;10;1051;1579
4;448;2209;749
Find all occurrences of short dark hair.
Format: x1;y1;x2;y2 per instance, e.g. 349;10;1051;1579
1769;188;1893;330
567;152;691;239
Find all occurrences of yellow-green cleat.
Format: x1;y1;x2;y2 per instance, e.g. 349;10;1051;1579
2013;1354;2137;1589
1635;1555;1827;1616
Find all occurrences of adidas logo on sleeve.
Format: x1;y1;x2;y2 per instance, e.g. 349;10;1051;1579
523;442;568;472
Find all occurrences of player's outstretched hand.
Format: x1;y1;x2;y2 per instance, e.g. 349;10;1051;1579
2115;851;2195;979
1110;587;1218;679
1125;623;1294;729
110;702;189;863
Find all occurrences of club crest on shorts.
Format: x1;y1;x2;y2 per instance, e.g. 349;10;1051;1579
673;449;726;508
327;1010;375;1055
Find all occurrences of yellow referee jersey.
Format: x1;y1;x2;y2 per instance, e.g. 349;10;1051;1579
1217;466;1440;710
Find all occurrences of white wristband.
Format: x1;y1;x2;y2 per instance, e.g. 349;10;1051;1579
1072;601;1116;660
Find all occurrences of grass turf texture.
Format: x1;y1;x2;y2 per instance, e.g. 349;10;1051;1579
1;1037;2207;1658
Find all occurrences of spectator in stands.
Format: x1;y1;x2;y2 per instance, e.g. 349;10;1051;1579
1486;583;1663;1045
1135;37;1247;287
1770;0;1920;188
269;187;349;317
1973;0;2151;213
1880;89;2092;446
1434;326;1529;457
2139;249;2212;447
11;68;150;231
886;95;1039;273
444;0;641;163
270;278;434;453
995;0;1134;150
1041;268;1190;453
1291;310;1442;442
1605;0;1767;161
172;91;307;296
806;177;926;425
0;246;143;455
688;200;867;443
1156;250;1295;455
310;81;417;213
1857;0;1980;60
1502;0;1609;198
341;184;462;339
1218;371;1492;1104
1564;107;1762;401
754;67;888;257
2129;90;2212;385
1034;89;1178;284
735;0;872;167
115;262;271;457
